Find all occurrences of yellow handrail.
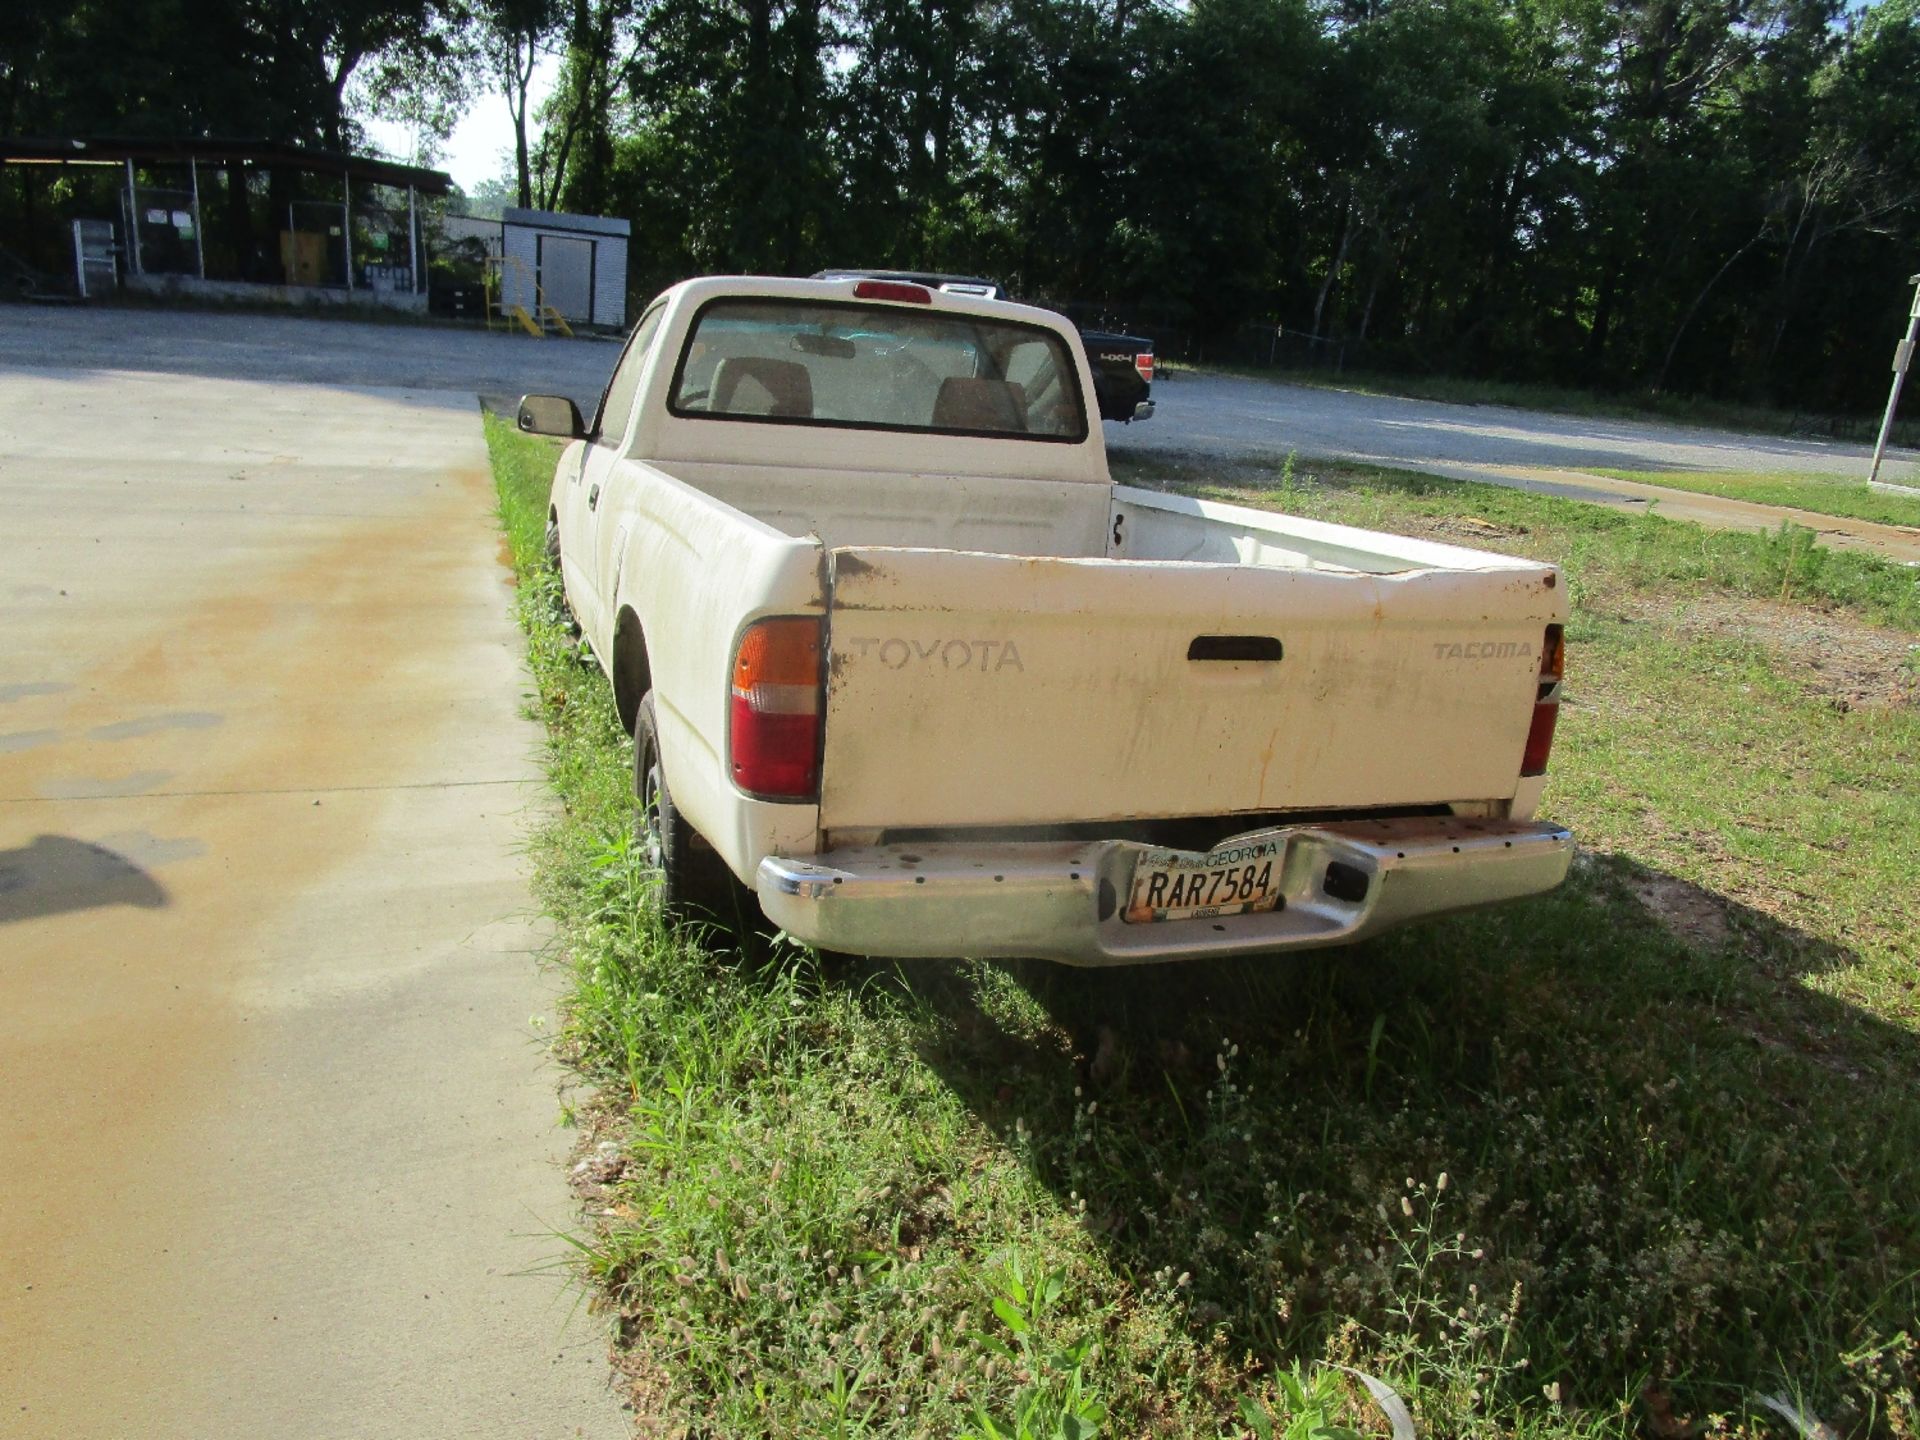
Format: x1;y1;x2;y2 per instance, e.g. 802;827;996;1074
484;252;579;337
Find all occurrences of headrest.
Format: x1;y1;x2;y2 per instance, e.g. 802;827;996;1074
932;377;1028;432
712;357;814;418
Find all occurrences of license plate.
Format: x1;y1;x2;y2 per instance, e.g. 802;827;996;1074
1124;837;1285;924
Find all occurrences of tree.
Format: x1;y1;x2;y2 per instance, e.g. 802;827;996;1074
479;0;566;206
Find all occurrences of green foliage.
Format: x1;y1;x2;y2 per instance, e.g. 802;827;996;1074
963;1257;1107;1440
11;0;1920;415
542;0;1915;412
1238;1365;1364;1440
1;0;466;148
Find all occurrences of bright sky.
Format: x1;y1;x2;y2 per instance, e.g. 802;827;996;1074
362;55;560;196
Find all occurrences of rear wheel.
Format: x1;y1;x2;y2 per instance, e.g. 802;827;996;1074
635;692;749;939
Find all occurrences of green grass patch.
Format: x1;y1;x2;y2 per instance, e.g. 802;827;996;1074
1583;469;1920;529
487;415;1920;1439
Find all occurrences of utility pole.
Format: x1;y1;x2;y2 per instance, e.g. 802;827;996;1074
1867;271;1920;489
124;158;144;276
188;158;206;280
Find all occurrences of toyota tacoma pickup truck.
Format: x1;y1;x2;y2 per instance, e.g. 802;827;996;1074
518;274;1571;965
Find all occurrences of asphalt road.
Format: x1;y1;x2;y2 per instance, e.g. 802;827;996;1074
1108;371;1920;560
0;319;625;1435
1113;368;1918;486
7;307;1912;494
0;305;619;418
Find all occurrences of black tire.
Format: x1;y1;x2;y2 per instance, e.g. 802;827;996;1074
634;692;749;939
544;516;582;637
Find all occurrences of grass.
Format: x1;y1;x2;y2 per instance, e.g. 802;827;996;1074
1582;470;1920;530
1169;363;1920;452
486;414;1920;1439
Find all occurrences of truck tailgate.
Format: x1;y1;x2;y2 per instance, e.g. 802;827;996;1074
820;546;1562;830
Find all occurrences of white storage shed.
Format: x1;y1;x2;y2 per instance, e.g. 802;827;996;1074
500;207;629;329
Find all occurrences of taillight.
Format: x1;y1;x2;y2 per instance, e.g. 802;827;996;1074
730;617;824;800
1521;623;1564;778
1134;352;1154;383
852;280;932;304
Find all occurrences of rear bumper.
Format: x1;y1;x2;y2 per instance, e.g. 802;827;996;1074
756;816;1572;967
1130;400;1155;422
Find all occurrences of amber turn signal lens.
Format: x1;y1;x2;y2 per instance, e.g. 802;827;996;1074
733;617;823;693
1540;623;1565;680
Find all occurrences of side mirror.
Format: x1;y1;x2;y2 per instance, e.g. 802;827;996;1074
516;394;585;438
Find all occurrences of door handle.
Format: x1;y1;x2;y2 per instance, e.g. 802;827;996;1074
588;483;601;510
1188;635;1283;662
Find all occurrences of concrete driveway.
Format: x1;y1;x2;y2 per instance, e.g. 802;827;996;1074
0;338;625;1435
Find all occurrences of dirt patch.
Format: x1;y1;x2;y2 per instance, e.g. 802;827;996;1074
1345;509;1542;557
566;1100;680;1433
1629;871;1733;951
1615;593;1919;708
1429;515;1529;542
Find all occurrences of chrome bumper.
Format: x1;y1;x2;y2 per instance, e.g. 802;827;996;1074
756;817;1572;967
1131;400;1155;422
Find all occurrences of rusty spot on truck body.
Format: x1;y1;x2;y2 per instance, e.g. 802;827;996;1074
832;550;877;580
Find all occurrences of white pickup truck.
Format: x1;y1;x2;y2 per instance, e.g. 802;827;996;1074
519;275;1571;965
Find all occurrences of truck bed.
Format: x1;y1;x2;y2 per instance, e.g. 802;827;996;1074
652;460;1559;832
663;461;1530;576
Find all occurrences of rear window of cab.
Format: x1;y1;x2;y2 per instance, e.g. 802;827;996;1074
667;298;1088;443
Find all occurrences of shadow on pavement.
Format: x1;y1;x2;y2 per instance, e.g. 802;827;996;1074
0;833;169;924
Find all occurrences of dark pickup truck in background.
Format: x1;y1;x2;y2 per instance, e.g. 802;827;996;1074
812;269;1156;423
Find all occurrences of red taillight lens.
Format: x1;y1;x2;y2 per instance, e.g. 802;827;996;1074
730;617;824;800
1521;622;1564;778
1134;352;1154;383
1521;703;1559;777
852;280;932;304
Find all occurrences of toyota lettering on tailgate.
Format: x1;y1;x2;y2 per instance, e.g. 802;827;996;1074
841;636;1026;673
